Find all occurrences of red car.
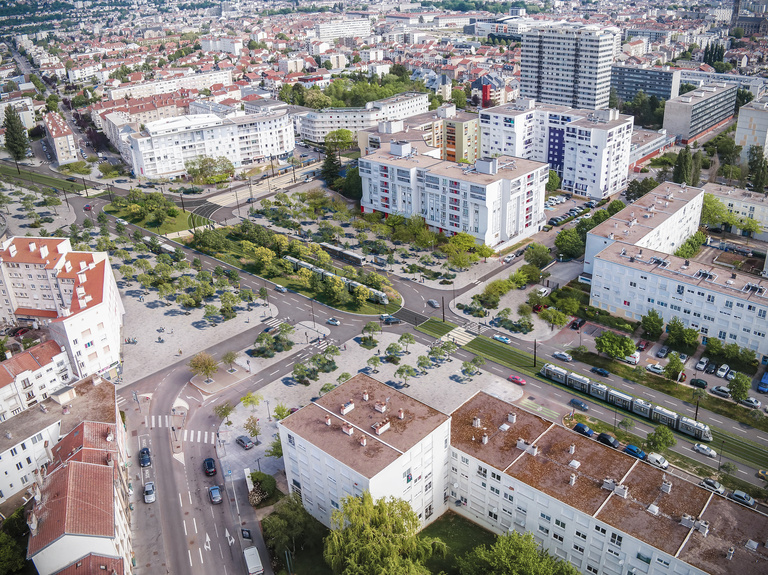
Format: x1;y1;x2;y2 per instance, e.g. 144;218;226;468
636;340;648;351
508;375;526;385
83;204;92;211
533;304;549;313
16;328;30;337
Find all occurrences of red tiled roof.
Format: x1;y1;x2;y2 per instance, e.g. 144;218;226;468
55;553;124;575
14;308;59;318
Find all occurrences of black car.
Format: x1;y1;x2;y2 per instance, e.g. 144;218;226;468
570;318;586;330
203;457;217;476
139;447;151;467
690;378;708;389
66;177;77;182
704;362;718;374
384;317;403;325
597;433;620;449
590;367;610;377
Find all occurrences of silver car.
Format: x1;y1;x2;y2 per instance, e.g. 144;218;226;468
143;481;156;504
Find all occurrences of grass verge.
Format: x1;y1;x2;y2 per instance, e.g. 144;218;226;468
463;335;536;371
103;204;196;234
416;318;457;339
420;511;496;575
0;164;86;193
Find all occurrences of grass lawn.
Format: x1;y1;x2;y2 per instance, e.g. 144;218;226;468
463;335;535;371
0;165;87;193
341;151;361;159
420;511;496;575
416;318;457;339
103;203;200;234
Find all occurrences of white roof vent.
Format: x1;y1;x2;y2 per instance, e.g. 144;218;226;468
648;504;660;516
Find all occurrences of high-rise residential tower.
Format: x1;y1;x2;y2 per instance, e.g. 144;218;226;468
521;23;618;110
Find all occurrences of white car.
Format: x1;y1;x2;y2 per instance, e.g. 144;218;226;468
115;218;128;226
503;254;516;263
694;443;717;458
327;317;341;326
493;335;511;344
716;364;730;378
695;357;709;371
646;364;665;375
143;481;156;504
553;351;572;362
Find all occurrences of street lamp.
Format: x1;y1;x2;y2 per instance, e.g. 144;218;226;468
266;400;272;422
309;298;316;326
717;439;725;472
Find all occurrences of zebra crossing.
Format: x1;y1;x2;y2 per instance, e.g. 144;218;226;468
262;316;286;329
145;415;216;444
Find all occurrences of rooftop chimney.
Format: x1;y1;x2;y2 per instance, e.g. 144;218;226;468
661;479;672;494
325;415;331;426
397;408;404;420
26;510;38;537
568;444;575;454
507;412;516;424
374;401;387;413
481;433;488;444
727;547;734;561
472;417;481;428
342;423;354;436
340;400;355;415
360;436;367;447
362;390;369;401
569;473;576;486
475;157;498;175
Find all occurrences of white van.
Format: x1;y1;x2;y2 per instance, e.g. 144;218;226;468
646;453;669;470
621;351;640;365
243;546;264;575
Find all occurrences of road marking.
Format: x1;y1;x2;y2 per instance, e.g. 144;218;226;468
732;426;747;433
738;469;748;475
710;418;723;424
197;430;201;442
663;400;675;406
183;520;187;536
193;517;198;534
179;493;183;508
528;382;541;388
758;436;768;442
183;429;188;442
151;415;155;428
188;551;193;567
287;361;295;366
199;548;204;564
270;369;279;375
165;415;170;427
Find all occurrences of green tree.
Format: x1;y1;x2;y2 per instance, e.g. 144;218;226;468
188;351;218;381
673;146;693;184
324;492;446;575
645;425;677;452
664;353;685;380
263;493;321;556
417;354;431;373
244;416;261;442
729;372;752;403
394;364;418;386
241;391;263;412
539;308;568;331
606;200;626;216
523;243;551;268
398;332;415;354
553;228;584;259
321;146;342;182
546;170;560;193
367;355;381;373
3;105;29;165
213;401;234;425
640;309;664;339
594;331;635;358
618;418;635;433
0;531;26;575
700;193;731;226
273;402;291;420
720;461;738;478
457;531;578;575
451;88;466;107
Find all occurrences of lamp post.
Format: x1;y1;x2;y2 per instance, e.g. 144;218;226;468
266;400;272;422
717;439;725;472
309;298;316;326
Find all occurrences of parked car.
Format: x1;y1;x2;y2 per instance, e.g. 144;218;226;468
699;478;725;494
570;318;586;330
590;367;610;377
690;378;708;389
537;287;551;297
646;364;665;375
208;485;223;504
694;443;717;458
139;447;151;467
236;436;255;450
508;375;526;385
656;346;669;358
327;317;341;326
623;445;646;460
143;481;156;504
503;254;516;263
705;362;718;374
554;351;572;362
646;453;669;470
728;490;756;507
716;364;730;378
695;357;709;371
597;433;620;449
726;370;738;381
711;385;731;399
427;299;440;308
573;422;594;437
741;397;762;409
203;458;217;476
636;340;648;351
569;398;589;412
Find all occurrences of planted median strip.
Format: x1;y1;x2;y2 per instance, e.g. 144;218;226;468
415;318;457;339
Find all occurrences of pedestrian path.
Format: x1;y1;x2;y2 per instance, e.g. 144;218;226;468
144;414;217;444
262;316;287;330
519;399;561;421
440;326;476;346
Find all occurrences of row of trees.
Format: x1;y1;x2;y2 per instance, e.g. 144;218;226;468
184;156;235;185
671;145;705;187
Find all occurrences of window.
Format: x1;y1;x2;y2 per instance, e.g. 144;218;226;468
460;456;469;465
503;492;513;502
610;533;622;547
707;295;715;303
490;486;499;495
540;512;551;522
15;462;23;470
287;434;295;446
491;471;501;481
553;533;564;543
575;530;587;540
10;448;17;456
586;565;599;574
636;552;652;565
573;544;584;554
538;525;549;535
488;510;498;520
594;525;606;535
656;557;670;567
555;519;566;529
477;465;487;478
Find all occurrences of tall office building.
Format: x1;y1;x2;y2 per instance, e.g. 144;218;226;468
521;23;617;110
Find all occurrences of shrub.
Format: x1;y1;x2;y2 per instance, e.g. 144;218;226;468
251;471;277;498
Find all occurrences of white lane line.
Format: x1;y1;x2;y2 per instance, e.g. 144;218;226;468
211;435;215;445
287;361;295;366
204;432;208;443
151;415;156;428
528;383;541;389
733;426;747;434
188;491;192;505
758;436;768;442
165;415;170;427
711;418;723;424
188;551;193;567
738;469;749;475
197;430;201;442
269;370;279;375
663;400;675;406
294;306;305;311
179;493;183;508
183;429;188;442
193;517;198;534
144;415;148;427
183;520;187;536
199;548;204;564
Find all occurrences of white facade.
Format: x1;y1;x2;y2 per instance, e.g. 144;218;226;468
0;419;60;503
128;109;295;178
703;183;768;242
360;48;385;62
480;100;634;199
315;19;372;42
278;58;305;73
360;141;548;250
67;62;101;83
298;92;428;143
521;23;617;110
320;53;347;69
583;182;704;276
105;70;233;100
201;35;244;55
0;237;125;381
43;112;78;165
735;98;768;164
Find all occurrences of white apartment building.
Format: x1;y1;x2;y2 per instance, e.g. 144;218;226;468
0;97;36;130
278;374;451;529
201;35;244;55
521;23;617;110
360;48;384;62
360;141;548;250
278;58;305;74
583;182;704;276
128;109;295;177
105;70;233;100
703;183;768;242
298;92;429;143
42;112;78;166
0;237;125;381
735;98;768;164
314;18;372;42
67;62;101;83
281;375;768;575
480;100;634;199
0;340;72;424
320;53;348;69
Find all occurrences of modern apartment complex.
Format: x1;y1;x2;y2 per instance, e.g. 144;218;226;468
359;140;549;250
42;112;78;165
298;92;429;143
662;83;737;144
0;237;125;381
127;109;295;178
200;35;244;55
521;23;617;110
479;100;634;199
610;64;681;103
314;18;372;42
21;378;132;575
105;69;233;100
703;183;768;242
280;374;768;575
734;98;768;164
358;104;480;163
